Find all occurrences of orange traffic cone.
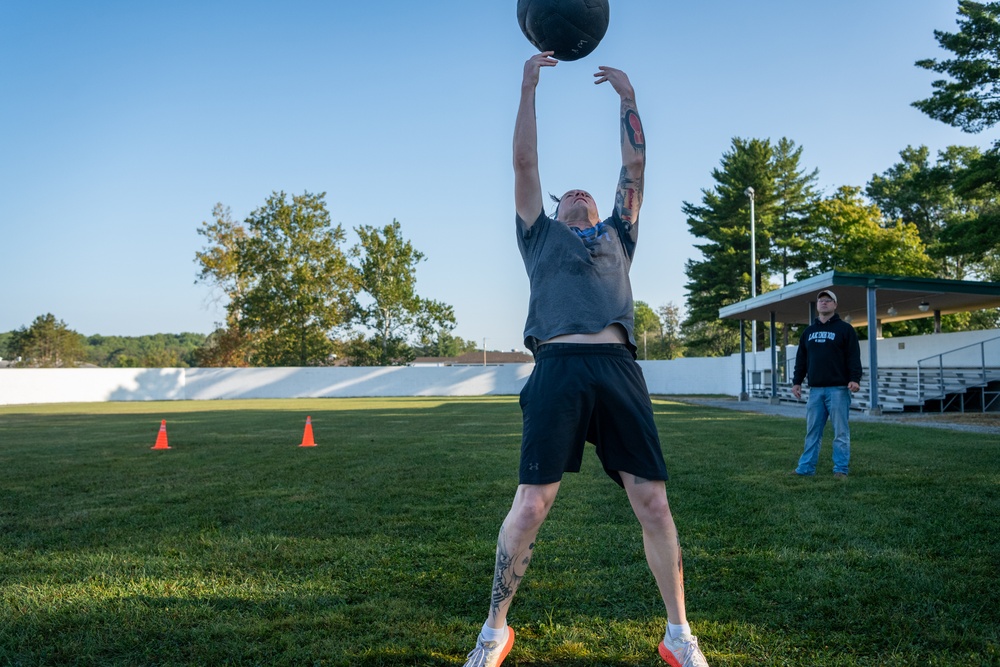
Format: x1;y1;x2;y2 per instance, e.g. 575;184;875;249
151;419;171;450
299;416;317;447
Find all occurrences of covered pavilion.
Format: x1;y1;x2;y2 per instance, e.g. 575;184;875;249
718;270;1000;413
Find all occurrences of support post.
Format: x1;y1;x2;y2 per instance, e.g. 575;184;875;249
739;320;749;401
866;286;882;415
770;311;780;404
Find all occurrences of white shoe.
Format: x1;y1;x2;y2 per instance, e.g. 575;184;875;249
463;627;515;667
658;633;709;667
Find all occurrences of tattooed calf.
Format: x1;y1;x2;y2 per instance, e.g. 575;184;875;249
490;526;535;617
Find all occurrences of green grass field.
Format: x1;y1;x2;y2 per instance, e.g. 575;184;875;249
0;397;997;666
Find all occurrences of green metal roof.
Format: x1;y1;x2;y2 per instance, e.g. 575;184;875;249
718;270;1000;325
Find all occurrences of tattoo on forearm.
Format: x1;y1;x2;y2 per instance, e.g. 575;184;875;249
490;528;534;617
616;166;643;221
623;108;645;154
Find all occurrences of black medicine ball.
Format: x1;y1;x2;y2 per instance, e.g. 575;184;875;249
517;0;610;62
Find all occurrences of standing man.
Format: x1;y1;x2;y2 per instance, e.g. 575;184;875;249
461;52;709;667
791;289;863;479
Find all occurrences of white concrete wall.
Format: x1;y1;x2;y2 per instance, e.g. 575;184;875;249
0;365;537;405
1;329;997;405
0;359;738;405
0;368;187;405
639;356;743;396
184;365;535;400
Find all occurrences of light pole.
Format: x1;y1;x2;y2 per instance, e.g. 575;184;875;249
744;186;756;353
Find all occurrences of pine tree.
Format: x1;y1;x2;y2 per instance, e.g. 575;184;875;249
683;137;817;356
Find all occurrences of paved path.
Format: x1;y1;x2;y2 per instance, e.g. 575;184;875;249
668;396;1000;435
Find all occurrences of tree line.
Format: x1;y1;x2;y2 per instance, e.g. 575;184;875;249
0;316;207;368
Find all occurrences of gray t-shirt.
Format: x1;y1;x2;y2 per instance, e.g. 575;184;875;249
516;208;638;355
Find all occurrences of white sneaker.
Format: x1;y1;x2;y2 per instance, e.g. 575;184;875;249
463;627;515;667
658;633;709;667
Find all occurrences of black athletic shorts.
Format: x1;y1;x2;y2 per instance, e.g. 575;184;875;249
518;343;668;488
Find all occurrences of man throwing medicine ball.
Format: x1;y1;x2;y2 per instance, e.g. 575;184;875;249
460;52;709;667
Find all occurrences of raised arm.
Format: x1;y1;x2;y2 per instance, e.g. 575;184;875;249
595;66;645;225
514;52;557;228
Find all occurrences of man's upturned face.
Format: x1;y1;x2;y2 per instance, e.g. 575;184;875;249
557;190;599;225
817;296;837;316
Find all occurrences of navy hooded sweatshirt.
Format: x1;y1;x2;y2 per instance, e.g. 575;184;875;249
792;313;863;387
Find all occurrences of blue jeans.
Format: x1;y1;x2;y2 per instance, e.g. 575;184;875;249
796;386;851;475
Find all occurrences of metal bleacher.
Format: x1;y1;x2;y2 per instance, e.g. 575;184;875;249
757;367;1000;413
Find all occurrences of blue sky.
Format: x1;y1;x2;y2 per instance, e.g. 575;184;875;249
1;1;992;353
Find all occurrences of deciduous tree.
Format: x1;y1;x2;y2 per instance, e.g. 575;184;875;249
412;331;479;358
657;301;685;360
634;300;660;360
233;191;355;366
348;220;456;366
194;203;256;366
802;187;935;278
867;145;997;279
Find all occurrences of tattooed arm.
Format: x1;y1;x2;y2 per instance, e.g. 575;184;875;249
594;66;645;226
514;52;557;229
